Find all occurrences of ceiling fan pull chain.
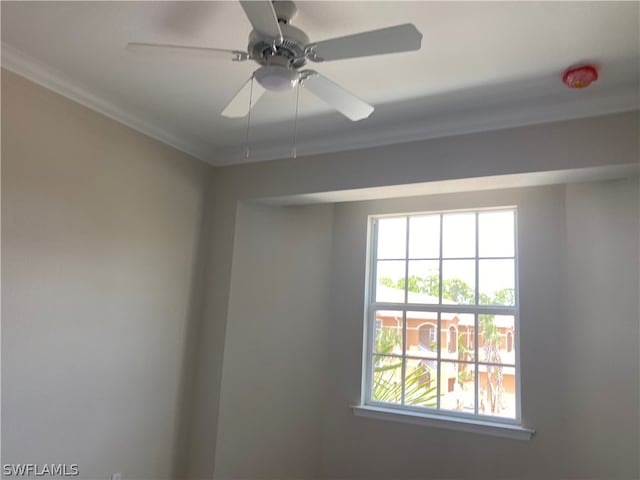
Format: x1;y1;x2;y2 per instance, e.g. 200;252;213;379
244;73;255;159
292;81;301;159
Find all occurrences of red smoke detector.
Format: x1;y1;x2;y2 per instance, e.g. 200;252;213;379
563;65;599;89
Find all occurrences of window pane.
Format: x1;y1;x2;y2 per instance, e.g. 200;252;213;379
376;260;405;303
479;210;514;258
441;260;475;304
479;259;515;306
441;313;475;362
368;209;519;421
377;217;406;259
407;260;439;304
479;364;516;419
442;213;475;258
372;355;402;404
405;311;438;359
440;361;475;414
404;357;438;408
374;310;402;355
409;215;440;259
478;315;515;364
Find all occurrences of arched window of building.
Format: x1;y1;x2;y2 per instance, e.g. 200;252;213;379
507;331;513;353
418;323;436;352
448;325;458;353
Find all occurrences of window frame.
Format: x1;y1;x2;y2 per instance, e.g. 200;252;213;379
361;206;524;429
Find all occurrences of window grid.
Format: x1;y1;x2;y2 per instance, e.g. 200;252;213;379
436;214;443;410
366;208;519;422
474;214;480;415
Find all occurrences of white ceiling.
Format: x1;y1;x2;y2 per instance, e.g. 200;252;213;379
2;1;639;165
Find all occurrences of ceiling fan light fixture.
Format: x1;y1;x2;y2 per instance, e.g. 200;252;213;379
255;65;299;92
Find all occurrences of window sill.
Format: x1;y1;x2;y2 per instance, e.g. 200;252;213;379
352;405;534;440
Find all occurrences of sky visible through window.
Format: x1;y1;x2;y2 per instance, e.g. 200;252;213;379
375;210;515;303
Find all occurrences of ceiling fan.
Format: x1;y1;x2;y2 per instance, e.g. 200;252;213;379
127;0;422;121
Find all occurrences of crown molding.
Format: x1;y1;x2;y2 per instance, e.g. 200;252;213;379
1;42;211;161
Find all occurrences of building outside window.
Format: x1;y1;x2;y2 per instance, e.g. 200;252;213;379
364;208;519;421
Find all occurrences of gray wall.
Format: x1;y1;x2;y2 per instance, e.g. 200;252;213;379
2;70;212;479
188;110;639;479
323;187;562;479
319;181;638;479
563;178;640;478
206;180;639;479
213;203;333;479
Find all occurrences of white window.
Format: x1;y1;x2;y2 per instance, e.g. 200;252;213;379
363;208;520;424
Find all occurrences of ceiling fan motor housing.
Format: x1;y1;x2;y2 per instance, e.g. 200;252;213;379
248;23;309;69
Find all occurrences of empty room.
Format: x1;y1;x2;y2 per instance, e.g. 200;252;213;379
2;1;639;479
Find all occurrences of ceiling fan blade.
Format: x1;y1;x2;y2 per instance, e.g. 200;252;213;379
302;72;373;121
221;76;267;118
127;43;248;61
239;0;283;42
307;23;422;62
